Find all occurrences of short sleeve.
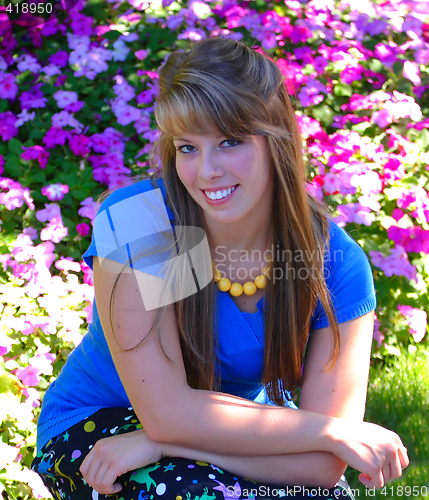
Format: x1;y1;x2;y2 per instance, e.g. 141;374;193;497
82;178;174;275
310;221;377;330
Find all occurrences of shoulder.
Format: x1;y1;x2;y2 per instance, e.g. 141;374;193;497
325;220;370;269
96;176;170;217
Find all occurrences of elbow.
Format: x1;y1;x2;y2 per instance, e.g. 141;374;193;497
316;455;348;489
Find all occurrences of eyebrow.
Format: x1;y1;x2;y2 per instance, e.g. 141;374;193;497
173;135;223;141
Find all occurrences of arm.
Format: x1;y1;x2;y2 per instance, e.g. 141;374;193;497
92;257;408;485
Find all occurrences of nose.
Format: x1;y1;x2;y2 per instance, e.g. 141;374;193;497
198;149;223;181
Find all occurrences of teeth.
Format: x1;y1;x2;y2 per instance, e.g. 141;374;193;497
205;185;236;200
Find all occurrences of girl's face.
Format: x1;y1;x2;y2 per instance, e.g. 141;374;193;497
173;131;274;226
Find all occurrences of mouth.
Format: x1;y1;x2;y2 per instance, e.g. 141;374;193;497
202;184;239;203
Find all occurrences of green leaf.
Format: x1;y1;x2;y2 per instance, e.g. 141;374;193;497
333;83;352;97
29;129;45;140
7;139;22;156
415;129;429;151
311;104;334;127
4;156;22;177
101;30;122;41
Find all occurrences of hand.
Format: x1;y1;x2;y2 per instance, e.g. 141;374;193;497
79;428;164;495
331;419;409;489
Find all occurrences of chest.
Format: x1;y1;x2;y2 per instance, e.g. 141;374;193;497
226;287;266;313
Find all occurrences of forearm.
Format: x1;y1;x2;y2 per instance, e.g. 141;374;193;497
149;389;338;458
163;442;348;489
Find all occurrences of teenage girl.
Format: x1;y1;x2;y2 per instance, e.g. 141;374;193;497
32;37;409;500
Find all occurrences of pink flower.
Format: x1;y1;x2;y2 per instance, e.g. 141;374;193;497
36;203;61;222
0;178;34;210
55;257;81;273
69;134;90;156
0;111;18;141
298;77;327;107
80;259;94;286
403;61;421;86
53;90;78;108
0;72;18;99
41;183;69;201
21;145;49;169
392;208;404;222
40;216;68;243
76;222;90;236
15;365;42;387
78;197;98;222
43;127;72;149
369;245;418;282
22;387;41;408
397;305;427;342
340;65;363;85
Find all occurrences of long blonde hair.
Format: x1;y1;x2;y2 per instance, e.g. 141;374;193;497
101;37;340;404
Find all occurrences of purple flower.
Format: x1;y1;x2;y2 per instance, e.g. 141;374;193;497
69;134;90;156
76;222;90;236
70;12;94;37
289;24;312;44
21;145;50;170
19;83;47;110
41;183;69;201
49;50;69;67
53;90;78;109
313;56;329;74
0;71;18;99
298;77;327;107
374;43;398;68
177;27;207;41
65;101;85;113
40;216;68;243
43;127;72;149
0;111;18;141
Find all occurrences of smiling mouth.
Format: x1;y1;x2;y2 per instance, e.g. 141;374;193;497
202;184;239;201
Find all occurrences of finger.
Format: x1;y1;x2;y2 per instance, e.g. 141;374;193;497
83;457;103;489
358;473;372;488
93;462;111;494
389;451;403;481
398;446;409;469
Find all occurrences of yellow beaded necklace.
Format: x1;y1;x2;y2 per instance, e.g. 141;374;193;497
212;258;271;297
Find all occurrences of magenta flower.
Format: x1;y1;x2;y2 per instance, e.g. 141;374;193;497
78;197;98;222
340;65;363;85
53;90;78;109
41;183;69;201
397;305;427;343
76;223;90;236
69;134;90;156
373;313;385;348
135;49;148;60
0;71;18;99
0;111;18;140
80;259;94;286
21;145;50;169
289;24;312;44
40;216;68;243
42;127;72;149
89;133;110;153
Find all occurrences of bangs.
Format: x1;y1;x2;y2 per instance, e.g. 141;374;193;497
154;79;261;139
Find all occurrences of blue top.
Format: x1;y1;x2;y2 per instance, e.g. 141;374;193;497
36;177;377;452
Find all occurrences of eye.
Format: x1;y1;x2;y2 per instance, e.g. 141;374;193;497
176;144;196;154
221;139;241;148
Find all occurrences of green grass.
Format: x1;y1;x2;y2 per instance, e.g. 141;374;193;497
345;347;429;500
